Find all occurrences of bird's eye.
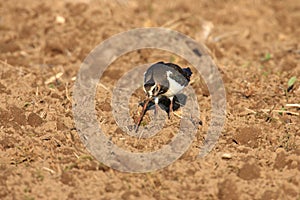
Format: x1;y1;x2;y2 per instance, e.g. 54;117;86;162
152;87;157;94
152;85;160;95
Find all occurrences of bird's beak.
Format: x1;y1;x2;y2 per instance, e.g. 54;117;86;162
147;96;154;101
157;84;161;91
154;84;161;96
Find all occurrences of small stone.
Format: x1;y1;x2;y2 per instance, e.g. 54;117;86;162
55;15;65;24
221;153;232;159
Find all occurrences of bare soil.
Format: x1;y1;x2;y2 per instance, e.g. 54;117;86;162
0;0;299;199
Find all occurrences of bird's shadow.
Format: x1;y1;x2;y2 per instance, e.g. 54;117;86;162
139;94;188;115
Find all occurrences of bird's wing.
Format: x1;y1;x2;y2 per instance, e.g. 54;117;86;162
163;62;192;81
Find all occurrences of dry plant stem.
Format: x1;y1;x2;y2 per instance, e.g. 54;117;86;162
135;98;151;132
261;109;299;116
285;104;300;108
173;112;183;119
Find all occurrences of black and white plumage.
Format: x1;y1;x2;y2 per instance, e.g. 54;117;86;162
143;61;192;116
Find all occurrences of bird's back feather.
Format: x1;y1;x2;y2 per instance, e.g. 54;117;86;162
143;61;192;97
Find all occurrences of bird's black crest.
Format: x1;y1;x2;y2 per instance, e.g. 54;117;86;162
183;68;192;80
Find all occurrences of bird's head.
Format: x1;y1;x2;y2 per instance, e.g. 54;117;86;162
143;83;161;98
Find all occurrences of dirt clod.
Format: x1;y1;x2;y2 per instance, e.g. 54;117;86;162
60;172;76;186
218;179;239;200
238;163;261;180
233;127;261;148
10;106;27;126
27;113;43;127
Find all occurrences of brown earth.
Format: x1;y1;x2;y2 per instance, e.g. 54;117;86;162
0;0;300;199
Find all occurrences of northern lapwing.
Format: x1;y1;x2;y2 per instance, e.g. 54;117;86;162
135;61;192;131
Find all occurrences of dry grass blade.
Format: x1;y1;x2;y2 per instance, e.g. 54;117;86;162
213;31;240;42
43;167;56;174
285;104;300;108
261;109;299;116
173;111;183;119
245;108;257;114
161;14;191;28
44;72;63;85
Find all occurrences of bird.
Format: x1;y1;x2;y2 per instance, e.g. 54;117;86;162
135;61;192;131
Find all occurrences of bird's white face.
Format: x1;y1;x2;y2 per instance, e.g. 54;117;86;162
144;84;160;98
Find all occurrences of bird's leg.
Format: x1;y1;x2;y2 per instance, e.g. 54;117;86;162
153;84;161;117
154;97;159;116
168;96;174;119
